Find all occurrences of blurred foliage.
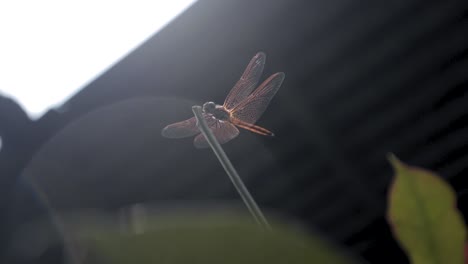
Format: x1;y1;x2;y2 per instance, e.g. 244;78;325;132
77;212;358;264
387;155;466;264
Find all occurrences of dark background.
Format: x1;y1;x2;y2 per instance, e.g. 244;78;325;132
1;0;468;263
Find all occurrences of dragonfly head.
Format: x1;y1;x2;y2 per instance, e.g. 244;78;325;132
202;101;216;114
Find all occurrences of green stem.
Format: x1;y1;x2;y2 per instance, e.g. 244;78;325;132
192;105;270;230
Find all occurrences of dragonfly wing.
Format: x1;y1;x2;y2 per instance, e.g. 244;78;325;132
162;113;219;139
161;116;199;138
194;120;240;148
231;72;285;125
223;52;266;110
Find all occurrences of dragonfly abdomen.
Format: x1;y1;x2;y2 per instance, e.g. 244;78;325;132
231;118;274;136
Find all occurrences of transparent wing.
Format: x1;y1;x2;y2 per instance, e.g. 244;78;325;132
231;72;285;125
161;116;199;138
223;52;266;110
162;113;221;139
194;120;240;148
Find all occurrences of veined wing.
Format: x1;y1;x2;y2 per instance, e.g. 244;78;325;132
231;72;285;125
223;52;266;110
162;113;221;139
161;116;199;138
194;120;239;148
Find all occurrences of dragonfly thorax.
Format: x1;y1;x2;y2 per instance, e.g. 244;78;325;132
202;101;230;121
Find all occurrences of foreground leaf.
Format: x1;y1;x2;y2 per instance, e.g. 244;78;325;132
82;213;357;264
387;155;466;264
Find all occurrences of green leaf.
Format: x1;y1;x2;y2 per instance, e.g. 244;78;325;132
387;155;466;264
82;213;358;264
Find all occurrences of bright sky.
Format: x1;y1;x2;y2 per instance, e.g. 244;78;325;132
0;1;196;119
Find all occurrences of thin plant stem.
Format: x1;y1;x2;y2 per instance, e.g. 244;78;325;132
192;105;270;230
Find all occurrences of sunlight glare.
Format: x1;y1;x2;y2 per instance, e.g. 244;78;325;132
0;0;196;119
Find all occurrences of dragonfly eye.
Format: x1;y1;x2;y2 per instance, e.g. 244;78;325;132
202;102;216;112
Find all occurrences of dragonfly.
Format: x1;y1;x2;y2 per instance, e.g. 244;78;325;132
162;52;285;148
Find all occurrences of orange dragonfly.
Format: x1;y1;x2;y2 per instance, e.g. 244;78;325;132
162;52;285;148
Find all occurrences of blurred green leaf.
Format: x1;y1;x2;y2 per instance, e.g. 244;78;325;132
387;155;466;264
83;213;357;264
